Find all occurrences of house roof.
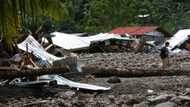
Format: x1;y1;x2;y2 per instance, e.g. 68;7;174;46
110;26;172;37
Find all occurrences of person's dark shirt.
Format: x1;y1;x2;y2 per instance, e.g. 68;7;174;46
160;46;169;59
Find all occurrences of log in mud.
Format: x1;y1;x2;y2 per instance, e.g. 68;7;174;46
0;65;190;79
0;67;70;79
83;66;190;77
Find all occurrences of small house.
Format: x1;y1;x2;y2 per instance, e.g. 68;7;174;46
110;26;172;45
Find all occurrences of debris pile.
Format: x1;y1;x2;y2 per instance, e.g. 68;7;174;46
1;76;190;107
0;35;110;92
0;29;190;107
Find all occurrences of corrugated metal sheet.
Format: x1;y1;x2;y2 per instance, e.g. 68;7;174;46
50;32;135;50
167;29;190;50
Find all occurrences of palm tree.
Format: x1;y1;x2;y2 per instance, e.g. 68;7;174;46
0;0;68;51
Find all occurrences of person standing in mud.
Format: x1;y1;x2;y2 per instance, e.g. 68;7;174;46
160;42;170;69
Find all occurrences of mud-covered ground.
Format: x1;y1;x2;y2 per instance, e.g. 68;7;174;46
78;52;190;70
1;52;190;107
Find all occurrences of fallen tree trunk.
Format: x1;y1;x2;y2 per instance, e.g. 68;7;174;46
0;67;70;79
82;66;190;77
0;65;190;79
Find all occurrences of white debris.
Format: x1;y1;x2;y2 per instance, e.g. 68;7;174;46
39;75;111;91
17;35;63;65
17;35;82;72
50;32;135;50
147;89;154;94
167;29;190;52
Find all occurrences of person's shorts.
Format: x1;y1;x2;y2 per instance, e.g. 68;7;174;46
161;57;169;67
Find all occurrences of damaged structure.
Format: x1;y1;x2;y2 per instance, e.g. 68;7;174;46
2;27;190;97
167;29;190;53
110;26;172;45
41;31;158;53
0;35;111;91
48;32;137;52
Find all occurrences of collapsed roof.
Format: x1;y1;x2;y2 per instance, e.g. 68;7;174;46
167;29;190;51
50;32;135;50
17;35;63;65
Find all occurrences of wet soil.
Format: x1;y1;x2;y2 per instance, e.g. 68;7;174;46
1;52;190;107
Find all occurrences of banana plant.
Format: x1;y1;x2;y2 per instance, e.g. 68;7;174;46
0;0;68;52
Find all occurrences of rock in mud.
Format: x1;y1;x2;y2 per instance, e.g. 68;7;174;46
56;90;75;99
0;103;6;107
155;102;177;107
148;94;175;103
133;102;149;107
107;76;121;83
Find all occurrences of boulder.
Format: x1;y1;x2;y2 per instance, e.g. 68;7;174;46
133;102;149;107
155;102;177;107
148;94;175;103
56;90;75;99
107;76;121;83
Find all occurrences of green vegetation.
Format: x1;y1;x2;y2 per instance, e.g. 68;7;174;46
0;0;68;50
0;0;190;50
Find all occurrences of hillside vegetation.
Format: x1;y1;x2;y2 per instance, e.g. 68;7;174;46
0;0;190;49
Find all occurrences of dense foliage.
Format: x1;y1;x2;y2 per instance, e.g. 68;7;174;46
0;0;190;50
82;0;190;33
0;0;68;50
